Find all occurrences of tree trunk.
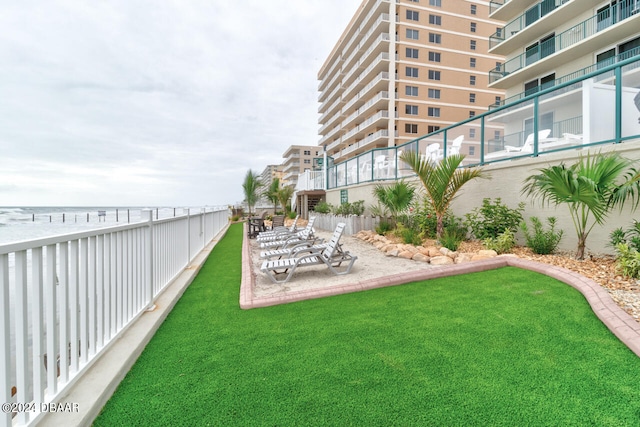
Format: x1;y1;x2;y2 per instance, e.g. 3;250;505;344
436;216;444;240
576;233;587;260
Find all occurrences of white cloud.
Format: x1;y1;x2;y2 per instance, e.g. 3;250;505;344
0;0;361;207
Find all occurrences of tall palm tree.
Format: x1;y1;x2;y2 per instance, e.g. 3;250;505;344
276;185;295;215
400;151;487;239
372;181;415;226
264;178;281;213
242;169;263;217
522;151;640;260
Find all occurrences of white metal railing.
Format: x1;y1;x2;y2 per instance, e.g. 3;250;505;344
0;207;229;427
295;170;325;192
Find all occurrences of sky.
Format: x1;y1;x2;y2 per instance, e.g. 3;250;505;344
0;0;362;207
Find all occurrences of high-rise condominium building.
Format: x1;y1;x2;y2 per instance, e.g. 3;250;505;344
489;0;640;103
317;0;505;163
486;0;640;149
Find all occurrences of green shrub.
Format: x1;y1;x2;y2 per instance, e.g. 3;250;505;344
287;211;297;219
313;201;331;214
610;221;640;278
375;220;394;235
615;243;640;278
439;220;467;251
332;200;365;216
483;229;516;254
465;198;524;240
413;199;457;239
521;216;563;255
395;223;423;245
230;214;241;222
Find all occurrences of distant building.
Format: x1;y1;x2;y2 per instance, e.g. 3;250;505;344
317;0;505;163
282;145;322;188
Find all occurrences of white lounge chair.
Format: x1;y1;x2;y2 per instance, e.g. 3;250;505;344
448;135;464;155
261;222;357;284
259;219;319;249
257;216;313;243
505;129;552;153
257;215;298;239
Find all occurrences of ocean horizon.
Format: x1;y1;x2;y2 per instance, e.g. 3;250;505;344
0;206;206;246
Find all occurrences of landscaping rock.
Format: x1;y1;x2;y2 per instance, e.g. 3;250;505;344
386;249;400;257
398;251;414;260
430;256;454;265
455;253;474;264
412;253;430;262
478;250;498;257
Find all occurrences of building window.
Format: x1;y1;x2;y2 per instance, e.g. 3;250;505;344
429;14;441;25
469;93;476;103
428;51;441;62
428;88;441;99
470;75;476;85
470;40;476;50
405;85;419;96
470;22;477;33
428;107;441;117
469;146;475;156
304;159;311;164
409;0;419;2
428;125;440;133
407;29;419;40
405;123;418;134
495;96;502;105
470;58;476;68
428;70;441;80
471;4;477;14
406;67;419;77
303;150;311;155
406;48;419;59
407;10;419;21
469;128;476;138
469;111;476;118
429;0;441;6
405;105;419;115
429;33;441;44
494;130;501;140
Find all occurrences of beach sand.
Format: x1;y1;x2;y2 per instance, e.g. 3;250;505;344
250;228;435;297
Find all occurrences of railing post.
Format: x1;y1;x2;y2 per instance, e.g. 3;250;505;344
186;207;191;264
0;254;10;427
143;209;155;309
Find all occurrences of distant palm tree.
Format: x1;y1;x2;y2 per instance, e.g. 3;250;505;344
400;151;487;239
264;178;281;213
522;151;640;260
242;170;263;217
372;181;415;226
277;185;295;215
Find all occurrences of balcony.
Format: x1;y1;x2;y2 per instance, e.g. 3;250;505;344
489;3;640;88
491;46;640;108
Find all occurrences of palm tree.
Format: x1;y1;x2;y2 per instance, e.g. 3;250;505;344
372;181;415;226
400;151;487;239
522;151;640;260
276;185;295;215
242;169;263;217
264;178;281;213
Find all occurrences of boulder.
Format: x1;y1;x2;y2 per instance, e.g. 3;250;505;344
398;251;414;259
386;249;400;257
412;253;430;262
430;256;454;265
477;250;498;258
454;253;474;264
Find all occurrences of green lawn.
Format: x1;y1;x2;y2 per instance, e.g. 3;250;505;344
95;223;640;426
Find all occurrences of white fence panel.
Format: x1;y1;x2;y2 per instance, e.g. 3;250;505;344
0;207;229;427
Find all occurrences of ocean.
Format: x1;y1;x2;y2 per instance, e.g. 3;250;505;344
0;206;194;246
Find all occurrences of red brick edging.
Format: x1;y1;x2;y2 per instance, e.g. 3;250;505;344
239;224;640;357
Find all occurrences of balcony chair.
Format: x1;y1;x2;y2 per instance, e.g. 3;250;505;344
260;222;357;284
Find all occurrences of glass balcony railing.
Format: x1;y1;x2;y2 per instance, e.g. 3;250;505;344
490;46;640;108
489;0;565;49
489;0;507;15
490;2;640;83
326;53;640;189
